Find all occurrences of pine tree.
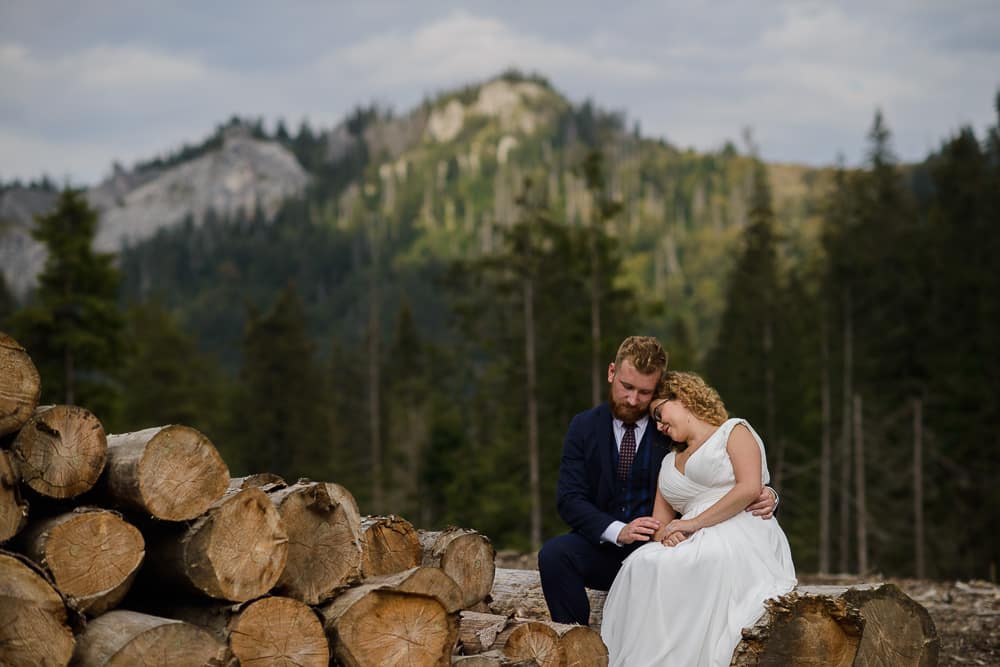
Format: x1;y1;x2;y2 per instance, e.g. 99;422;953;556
10;188;124;416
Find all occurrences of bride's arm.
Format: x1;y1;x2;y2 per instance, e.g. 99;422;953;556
663;424;763;538
651;488;677;543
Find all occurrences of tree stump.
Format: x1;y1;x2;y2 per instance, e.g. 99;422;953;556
12;405;107;498
266;480;363;604
319;584;458;667
457;611;606;667
733;583;940;666
16;507;144;616
0;332;41;437
71;610;231;666
365;566;465;614
143;486;288;602
360;514;422;578
0;448;29;542
0;549;75;667
102;425;229;521
158;595;329;667
420;527;497;609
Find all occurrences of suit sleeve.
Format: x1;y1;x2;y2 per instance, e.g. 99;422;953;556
556;414;618;544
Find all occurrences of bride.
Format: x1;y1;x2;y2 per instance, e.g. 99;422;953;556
600;371;796;666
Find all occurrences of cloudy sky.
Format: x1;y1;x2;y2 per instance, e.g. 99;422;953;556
2;1;998;186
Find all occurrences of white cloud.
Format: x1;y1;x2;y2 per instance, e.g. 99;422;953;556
323;11;660;90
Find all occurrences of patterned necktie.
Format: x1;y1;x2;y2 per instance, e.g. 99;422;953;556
618;422;637;480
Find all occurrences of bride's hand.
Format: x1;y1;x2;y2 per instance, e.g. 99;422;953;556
660;518;699;546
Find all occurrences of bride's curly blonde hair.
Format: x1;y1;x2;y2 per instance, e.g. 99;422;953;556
655;371;728;427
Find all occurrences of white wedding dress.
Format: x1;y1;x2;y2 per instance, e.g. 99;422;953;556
601;418;796;666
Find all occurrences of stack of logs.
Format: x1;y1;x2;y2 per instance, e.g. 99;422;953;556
2;332;939;666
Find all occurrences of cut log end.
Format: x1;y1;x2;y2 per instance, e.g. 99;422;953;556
13;405;107;498
230;596;329;667
324;588;457;667
0;332;41;437
0;449;29;542
105;425;229;521
271;481;363;605
190;487;288;601
421;528;497;609
24;508;145;615
503;621;563;667
0;550;75;667
360;515;422;578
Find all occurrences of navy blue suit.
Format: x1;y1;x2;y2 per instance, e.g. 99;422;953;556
538;402;672;625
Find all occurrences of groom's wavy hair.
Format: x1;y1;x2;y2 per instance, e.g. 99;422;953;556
614;336;668;376
656;371;729;428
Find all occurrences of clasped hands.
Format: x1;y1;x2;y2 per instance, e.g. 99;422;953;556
617;517;697;547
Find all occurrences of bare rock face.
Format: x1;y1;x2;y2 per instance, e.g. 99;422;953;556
93;128;309;252
0;129;309;298
0;187;58;298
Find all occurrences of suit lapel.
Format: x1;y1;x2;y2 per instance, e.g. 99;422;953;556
598;404;616;494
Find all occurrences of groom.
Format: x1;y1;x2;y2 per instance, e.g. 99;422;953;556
538;335;776;626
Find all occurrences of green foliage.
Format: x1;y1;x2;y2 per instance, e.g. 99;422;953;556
10;189;124;416
115;301;231;439
232;285;328;480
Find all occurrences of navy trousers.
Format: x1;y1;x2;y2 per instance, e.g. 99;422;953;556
538;532;640;626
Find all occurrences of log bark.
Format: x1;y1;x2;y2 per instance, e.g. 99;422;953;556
143;486;288;602
319;583;458;667
16;507;144;616
420;527;497;609
12;404;106;498
266;480;363;604
0;448;29;542
452;650;538;666
158;595;329;667
489;568;606;628
71;610;231;666
458;611;606;667
102;425;229;521
489;570;938;666
365;565;465;614
0;332;41;436
360;514;422;578
0;549;75;667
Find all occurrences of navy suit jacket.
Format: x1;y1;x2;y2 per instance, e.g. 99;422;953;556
555;403;672;545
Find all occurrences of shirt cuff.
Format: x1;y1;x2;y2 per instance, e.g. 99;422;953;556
602;521;627;546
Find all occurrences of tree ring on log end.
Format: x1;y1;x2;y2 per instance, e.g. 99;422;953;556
230;596;329;667
504;621;563;667
139;425;229;521
0;333;41;437
334;590;453;667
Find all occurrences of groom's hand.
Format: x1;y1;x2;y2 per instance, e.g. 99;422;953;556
745;487;778;519
617;517;661;545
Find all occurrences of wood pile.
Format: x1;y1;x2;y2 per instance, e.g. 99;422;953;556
1;332;940;666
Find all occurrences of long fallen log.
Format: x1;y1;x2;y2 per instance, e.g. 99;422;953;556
0;332;41;437
0;448;28;542
142;486;288;602
15;507;144;616
360;514;423;578
0;549;75;667
12;404;107;498
102;425;229;521
319;583;458;667
158;595;329;667
420;527;496;609
488;568;939;665
71;610;231;666
266;480;364;604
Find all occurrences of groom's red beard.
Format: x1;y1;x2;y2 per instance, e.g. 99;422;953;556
609;385;648;423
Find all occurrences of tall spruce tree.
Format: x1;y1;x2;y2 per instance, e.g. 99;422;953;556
10;188;124;416
234;284;326;480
